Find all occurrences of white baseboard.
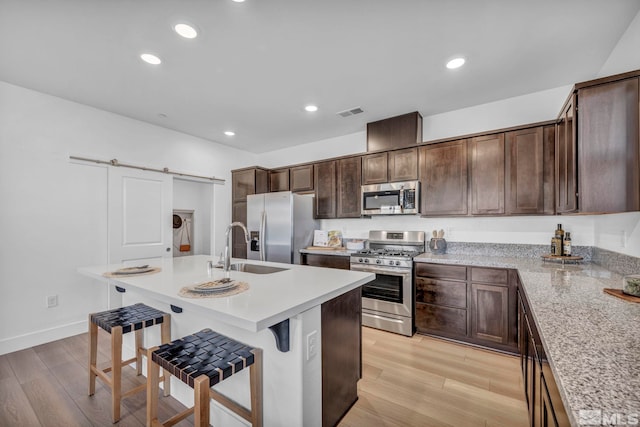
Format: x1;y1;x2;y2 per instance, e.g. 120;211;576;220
0;320;87;355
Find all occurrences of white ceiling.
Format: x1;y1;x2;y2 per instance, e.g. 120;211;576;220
1;1;639;153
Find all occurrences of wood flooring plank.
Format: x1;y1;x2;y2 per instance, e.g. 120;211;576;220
33;340;77;370
0;354;16;380
73;386;143;427
6;348;49;385
22;376;90;427
0;376;42;427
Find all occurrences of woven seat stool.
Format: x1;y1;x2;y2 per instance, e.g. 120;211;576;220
89;303;171;423
147;328;263;427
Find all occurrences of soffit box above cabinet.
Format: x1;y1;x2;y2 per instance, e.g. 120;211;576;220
367;111;423;152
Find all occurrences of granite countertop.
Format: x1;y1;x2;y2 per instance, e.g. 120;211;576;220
414;253;640;427
78;255;373;332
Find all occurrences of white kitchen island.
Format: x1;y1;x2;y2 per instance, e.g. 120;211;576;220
79;255;373;427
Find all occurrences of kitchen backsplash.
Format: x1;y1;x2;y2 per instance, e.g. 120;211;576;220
442;242;593;261
592;247;640;276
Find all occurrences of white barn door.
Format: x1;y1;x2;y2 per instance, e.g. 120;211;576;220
107;167;172;307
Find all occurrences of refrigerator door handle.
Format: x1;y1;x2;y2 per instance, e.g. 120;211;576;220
260;210;266;262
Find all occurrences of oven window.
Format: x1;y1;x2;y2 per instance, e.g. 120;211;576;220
363;192;400;210
362;273;403;303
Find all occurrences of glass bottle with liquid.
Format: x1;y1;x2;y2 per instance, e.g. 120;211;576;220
563;232;572;256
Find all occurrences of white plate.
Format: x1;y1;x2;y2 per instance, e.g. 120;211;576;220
190;281;237;293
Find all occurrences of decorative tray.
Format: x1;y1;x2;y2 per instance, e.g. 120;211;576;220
541;254;583;264
603;288;640;303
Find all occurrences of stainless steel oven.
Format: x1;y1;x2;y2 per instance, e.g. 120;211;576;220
350;230;425;336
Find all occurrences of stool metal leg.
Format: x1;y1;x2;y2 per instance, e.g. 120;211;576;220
111;325;123;423
88;315;98;396
194;375;211;427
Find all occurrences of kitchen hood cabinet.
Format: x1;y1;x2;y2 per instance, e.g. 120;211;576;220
366;111;422;152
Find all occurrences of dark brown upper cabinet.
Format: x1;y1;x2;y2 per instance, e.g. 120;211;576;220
577;77;639;213
232;167;269;203
366;111;422;152
556;94;578;213
314;160;337;219
362;148;418;185
542;125;556;215
336;156;362;218
505;127;544;214
388;147;418;182
290;164;314;192
362;152;388;184
269;168;289;192
470;134;505;215
419;140;468;216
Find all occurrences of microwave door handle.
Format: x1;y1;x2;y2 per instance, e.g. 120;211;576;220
399;188;404;210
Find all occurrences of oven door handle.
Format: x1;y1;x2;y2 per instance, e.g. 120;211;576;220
350;265;409;276
362;312;405;324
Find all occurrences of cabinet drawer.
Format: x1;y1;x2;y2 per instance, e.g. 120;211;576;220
415;277;466;309
415;263;467;281
302;253;350;270
415;303;467;336
471;267;508;285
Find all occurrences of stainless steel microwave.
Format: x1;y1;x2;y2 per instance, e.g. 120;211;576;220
361;181;420;215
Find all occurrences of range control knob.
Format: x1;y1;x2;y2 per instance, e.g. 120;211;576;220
375;259;381;264
358;258;363;263
388;260;394;266
395;261;401;266
364;258;369;263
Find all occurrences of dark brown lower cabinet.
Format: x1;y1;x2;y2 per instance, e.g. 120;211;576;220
518;287;570;427
300;253;350;270
414;262;517;353
321;287;362;427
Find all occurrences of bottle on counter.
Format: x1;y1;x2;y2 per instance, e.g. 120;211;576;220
554;224;565;256
563;232;572;256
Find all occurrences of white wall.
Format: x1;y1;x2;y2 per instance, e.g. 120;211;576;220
598;9;640;77
0;81;257;354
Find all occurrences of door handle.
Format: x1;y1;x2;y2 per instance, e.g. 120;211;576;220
260;211;266;262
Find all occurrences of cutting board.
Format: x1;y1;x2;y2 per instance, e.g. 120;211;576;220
603;288;640;303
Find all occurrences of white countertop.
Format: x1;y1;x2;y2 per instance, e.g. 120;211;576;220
78;255;374;333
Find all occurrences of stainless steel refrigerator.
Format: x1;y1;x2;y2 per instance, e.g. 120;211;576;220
246;191;318;264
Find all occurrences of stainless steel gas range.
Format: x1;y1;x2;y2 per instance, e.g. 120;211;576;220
350;230;425;336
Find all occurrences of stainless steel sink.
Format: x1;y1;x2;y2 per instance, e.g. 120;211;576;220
216;263;289;274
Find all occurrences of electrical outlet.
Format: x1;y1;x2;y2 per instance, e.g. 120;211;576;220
47;295;58;308
306;330;318;361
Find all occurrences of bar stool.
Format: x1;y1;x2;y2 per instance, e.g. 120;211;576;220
89;303;171;423
147;328;263;427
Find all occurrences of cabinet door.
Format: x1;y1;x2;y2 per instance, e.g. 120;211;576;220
337;156;362;218
232;169;257;202
506;127;544;214
556;95;577;213
578;77;640;213
314;160;337;219
388;147;418;182
420;140;468;216
542;126;556;215
362;152;388;184
470;134;505;215
366;111;422;152
232;201;247;258
415;302;467;337
470;283;509;344
269;168;289;192
321;287;362;427
290;164;314;192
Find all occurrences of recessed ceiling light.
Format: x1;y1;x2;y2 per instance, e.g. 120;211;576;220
232;0;246;2
446;57;465;69
224;131;235;136
174;23;198;39
140;53;161;65
304;105;318;112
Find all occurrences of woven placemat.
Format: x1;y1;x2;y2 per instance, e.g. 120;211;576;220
179;281;249;299
103;267;161;278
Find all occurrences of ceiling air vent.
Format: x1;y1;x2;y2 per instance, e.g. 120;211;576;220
336;107;364;118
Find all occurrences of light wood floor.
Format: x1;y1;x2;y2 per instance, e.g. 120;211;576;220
0;327;527;426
